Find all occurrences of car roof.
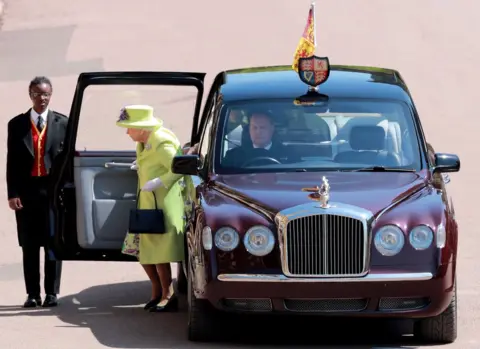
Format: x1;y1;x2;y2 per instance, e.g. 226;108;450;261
219;65;413;103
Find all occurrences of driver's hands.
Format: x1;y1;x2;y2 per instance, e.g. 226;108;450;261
8;197;23;210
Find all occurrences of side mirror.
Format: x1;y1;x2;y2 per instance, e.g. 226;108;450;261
433;153;460;173
172;155;200;175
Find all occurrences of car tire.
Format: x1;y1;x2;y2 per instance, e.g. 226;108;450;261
187;259;218;342
413;281;457;343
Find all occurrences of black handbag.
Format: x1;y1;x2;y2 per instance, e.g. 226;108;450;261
128;190;166;234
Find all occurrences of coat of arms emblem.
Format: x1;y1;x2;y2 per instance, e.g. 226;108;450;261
298;56;330;87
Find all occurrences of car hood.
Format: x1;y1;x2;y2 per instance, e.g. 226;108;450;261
212;171;427;217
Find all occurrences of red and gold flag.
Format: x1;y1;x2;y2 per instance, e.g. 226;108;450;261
292;3;316;72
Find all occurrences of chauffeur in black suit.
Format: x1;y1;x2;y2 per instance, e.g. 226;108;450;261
6;76;68;308
224;111;297;167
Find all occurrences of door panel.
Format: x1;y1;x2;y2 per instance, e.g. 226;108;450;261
74;152;136;249
51;71;207;261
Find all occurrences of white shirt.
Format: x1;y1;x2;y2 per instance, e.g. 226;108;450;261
253;142;272;150
30;108;49;128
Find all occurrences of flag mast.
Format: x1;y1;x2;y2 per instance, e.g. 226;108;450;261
312;0;317;48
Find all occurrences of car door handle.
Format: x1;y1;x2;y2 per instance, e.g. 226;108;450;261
104;162;133;169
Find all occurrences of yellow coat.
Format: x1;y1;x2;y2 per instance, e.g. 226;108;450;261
122;126;186;265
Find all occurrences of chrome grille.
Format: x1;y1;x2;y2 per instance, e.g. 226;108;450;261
285;214;366;276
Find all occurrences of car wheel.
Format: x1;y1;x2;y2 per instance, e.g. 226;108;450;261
187;259;218;342
413;281;457;343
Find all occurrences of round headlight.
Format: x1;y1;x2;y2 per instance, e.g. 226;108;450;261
374;225;405;256
214;227;240;251
243;226;275;257
409;225;433;250
202;226;212;250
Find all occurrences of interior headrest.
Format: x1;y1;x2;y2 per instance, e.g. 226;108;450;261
350;125;386;151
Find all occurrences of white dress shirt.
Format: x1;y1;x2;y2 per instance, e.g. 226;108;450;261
30;108;49;129
253;142;272;150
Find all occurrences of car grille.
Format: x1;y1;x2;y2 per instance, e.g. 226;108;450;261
284;298;368;312
285;214;366;276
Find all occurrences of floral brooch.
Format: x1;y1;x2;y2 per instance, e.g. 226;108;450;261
118;107;129;121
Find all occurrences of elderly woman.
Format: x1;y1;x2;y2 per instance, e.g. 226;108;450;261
116;104;187;312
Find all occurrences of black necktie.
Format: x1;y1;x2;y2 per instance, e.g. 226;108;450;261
36;117;44;132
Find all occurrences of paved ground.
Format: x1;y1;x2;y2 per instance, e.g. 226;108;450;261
0;0;478;348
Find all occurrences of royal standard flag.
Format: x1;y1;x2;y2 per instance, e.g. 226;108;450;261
292;3;316;72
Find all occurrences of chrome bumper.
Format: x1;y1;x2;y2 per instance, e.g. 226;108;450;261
218;272;433;283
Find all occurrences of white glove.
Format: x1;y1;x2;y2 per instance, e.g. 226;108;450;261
142;177;163;192
130;160;138;171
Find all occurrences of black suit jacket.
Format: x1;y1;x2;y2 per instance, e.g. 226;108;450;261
6;109;68;200
223;141;298;167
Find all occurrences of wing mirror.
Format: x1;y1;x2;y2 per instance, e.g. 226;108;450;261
433;153;460;173
172;155;200;175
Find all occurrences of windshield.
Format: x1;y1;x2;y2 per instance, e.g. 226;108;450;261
214;98;424;174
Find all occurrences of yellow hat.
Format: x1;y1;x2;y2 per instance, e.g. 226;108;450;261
116;105;163;129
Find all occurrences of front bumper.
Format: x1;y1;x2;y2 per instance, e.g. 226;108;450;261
202;264;454;318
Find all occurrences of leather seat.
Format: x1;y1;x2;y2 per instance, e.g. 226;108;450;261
334;125;401;166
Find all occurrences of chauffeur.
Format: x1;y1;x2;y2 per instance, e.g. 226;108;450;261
6;76;68;308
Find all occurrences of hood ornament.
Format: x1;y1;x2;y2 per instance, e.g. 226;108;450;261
302;176;330;208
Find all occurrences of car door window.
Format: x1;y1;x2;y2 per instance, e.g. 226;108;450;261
63;79;203;256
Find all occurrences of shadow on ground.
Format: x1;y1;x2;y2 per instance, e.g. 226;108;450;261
0;280;430;348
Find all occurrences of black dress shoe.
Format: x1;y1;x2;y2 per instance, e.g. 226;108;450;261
23;296;41;308
144;296;162;310
149;296;178;312
42;294;58;307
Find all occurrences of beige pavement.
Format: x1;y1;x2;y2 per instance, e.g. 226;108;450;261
0;0;478;348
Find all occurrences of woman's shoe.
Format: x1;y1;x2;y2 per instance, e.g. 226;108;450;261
149;296;178;312
149;283;177;312
143;296;162;310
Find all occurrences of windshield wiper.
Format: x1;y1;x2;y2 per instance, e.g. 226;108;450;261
344;166;416;172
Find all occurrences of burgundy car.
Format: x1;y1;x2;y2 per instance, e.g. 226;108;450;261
172;64;460;343
50;61;459;344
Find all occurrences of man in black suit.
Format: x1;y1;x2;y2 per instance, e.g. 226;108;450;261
224;111;296;167
6;76;68;308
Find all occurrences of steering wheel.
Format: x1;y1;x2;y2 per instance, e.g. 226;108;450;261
242;156;282;167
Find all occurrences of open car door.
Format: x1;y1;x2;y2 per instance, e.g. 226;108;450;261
49;71;205;261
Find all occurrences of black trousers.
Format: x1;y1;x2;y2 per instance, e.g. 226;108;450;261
22;245;62;297
17;176;62;297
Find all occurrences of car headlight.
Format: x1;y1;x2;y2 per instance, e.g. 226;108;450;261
243;225;275;257
202;226;212;250
409;225;434;250
214;227;240;251
374;225;405;256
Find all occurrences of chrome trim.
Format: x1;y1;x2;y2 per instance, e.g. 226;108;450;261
217;272;433;283
213;183;276;221
275;202;374;278
372;184;426;224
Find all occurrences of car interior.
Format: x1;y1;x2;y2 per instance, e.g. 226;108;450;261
222;108;416;168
